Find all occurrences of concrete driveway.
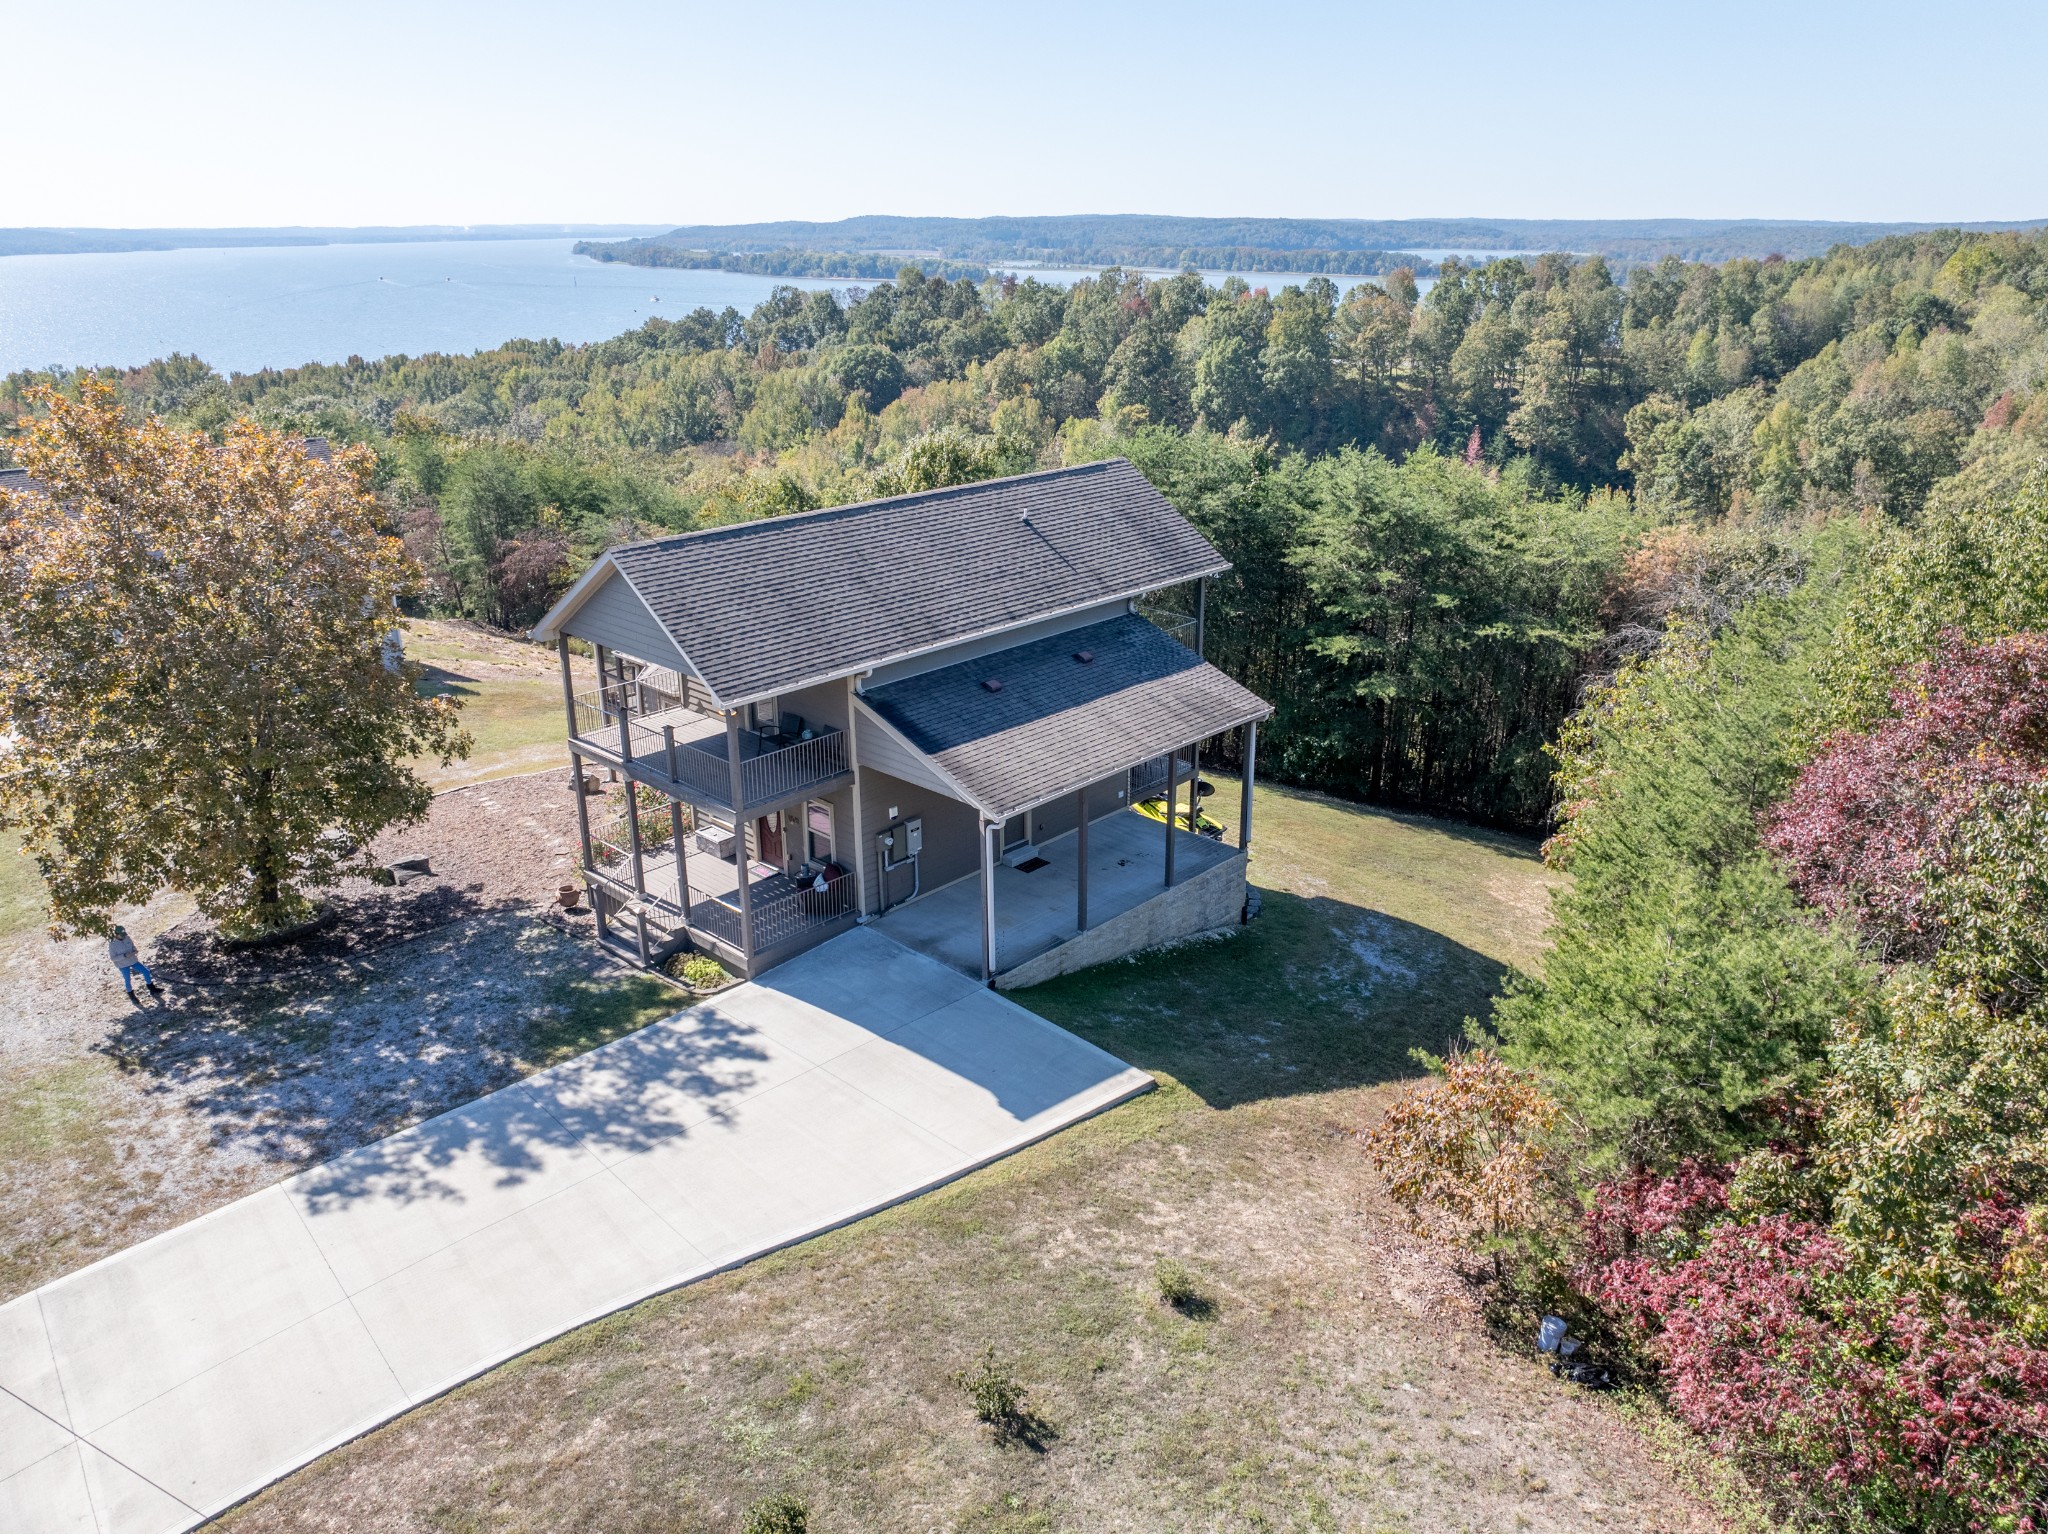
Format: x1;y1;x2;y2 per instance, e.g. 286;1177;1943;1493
0;927;1151;1534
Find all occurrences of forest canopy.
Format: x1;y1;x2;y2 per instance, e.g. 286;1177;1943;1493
9;225;2048;830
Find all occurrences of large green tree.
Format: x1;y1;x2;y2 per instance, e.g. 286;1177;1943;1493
0;382;470;938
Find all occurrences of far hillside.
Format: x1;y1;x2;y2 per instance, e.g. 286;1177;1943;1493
578;211;2048;269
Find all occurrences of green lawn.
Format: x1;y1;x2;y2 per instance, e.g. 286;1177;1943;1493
403;620;567;787
221;782;1736;1534
0;833;44;943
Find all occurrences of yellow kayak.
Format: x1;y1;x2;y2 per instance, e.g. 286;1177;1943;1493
1132;795;1226;839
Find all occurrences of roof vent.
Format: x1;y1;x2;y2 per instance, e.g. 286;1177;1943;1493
1020;510;1032;524
1074;649;1094;664
982;678;1003;693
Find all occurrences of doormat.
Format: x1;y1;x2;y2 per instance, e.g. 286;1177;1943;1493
1015;856;1050;873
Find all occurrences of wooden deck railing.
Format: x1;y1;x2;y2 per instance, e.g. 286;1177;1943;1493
571;684;849;810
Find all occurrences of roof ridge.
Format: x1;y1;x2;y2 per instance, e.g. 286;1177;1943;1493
608;457;1134;557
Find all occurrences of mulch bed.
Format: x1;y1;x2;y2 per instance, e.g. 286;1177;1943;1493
155;769;604;985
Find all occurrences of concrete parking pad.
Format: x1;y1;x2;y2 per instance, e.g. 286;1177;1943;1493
0;927;1151;1534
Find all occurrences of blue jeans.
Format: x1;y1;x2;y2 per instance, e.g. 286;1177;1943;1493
119;961;154;992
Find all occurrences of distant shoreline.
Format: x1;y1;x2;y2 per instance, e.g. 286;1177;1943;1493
0;226;671;259
12;213;2047;268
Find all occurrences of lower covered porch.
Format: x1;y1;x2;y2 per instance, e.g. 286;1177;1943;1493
875;806;1246;986
581;788;856;975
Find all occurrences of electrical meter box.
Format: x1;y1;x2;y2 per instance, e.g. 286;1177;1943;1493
905;817;923;856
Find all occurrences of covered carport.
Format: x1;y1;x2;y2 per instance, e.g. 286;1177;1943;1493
857;612;1271;984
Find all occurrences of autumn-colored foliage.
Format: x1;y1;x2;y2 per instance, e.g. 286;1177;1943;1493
0;381;470;937
1763;632;2048;976
1363;1050;1559;1249
1581;1170;2048;1530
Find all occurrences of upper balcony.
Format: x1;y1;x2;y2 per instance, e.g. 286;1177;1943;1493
569;674;850;813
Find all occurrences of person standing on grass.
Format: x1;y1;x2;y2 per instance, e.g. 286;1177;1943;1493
108;924;163;1001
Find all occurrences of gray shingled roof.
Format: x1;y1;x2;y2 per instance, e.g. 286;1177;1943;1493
585;459;1225;706
860;613;1270;819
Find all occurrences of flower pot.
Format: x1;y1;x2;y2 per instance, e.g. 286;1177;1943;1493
557;883;583;911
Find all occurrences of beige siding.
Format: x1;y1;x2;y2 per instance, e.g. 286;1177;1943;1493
562;569;694;675
857;767;981;916
775;678;850;733
852;700;966;801
1018;770;1135;844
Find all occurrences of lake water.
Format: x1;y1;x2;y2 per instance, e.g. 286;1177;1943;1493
0;238;851;376
0;236;1481;378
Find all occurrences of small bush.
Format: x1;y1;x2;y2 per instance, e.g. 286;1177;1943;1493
957;1345;1024;1427
1154;1258;1212;1316
667;952;728;990
1155;1257;1197;1307
1363;1048;1560;1253
741;1493;809;1534
953;1346;1057;1451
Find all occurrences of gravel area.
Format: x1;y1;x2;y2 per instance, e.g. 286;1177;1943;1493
0;770;678;1301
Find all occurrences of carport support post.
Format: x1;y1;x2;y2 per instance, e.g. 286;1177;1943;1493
1195;576;1207;657
847;700;871;916
1239;719;1258;853
1075;784;1090;932
727;710;755;962
980;820;998;983
1163;747;1180;888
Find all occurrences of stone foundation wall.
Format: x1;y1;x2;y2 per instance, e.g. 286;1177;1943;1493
994;851;1248;990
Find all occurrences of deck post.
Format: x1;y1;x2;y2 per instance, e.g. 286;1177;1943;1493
1075;784;1090;932
569;747;595;872
1195;576;1207;657
663;724;678;784
670;795;690;917
1188;737;1203;834
594;646;619;783
1239;720;1258;853
727;710;755;961
556;637;580;740
634;909;650;966
980;819;997;983
1163;747;1180;888
624;780;647;896
616;683;633;763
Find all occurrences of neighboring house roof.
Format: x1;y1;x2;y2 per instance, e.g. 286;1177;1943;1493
532;459;1226;707
860;613;1271;820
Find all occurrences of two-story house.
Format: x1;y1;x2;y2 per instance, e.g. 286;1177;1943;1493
529;458;1273;987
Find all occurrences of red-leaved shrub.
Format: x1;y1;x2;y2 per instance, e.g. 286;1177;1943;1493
1581;1171;2048;1529
1763;632;2048;961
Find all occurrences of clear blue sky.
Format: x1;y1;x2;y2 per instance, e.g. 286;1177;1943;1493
8;0;2043;228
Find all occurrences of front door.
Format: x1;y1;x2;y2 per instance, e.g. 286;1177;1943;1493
757;811;786;868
